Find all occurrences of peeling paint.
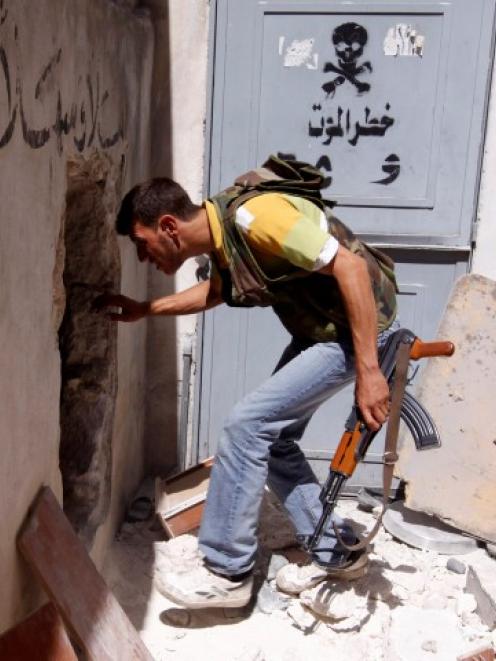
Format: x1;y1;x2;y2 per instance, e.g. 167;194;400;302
282;38;318;69
383;24;424;57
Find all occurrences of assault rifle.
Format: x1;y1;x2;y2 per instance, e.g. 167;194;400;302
299;328;455;556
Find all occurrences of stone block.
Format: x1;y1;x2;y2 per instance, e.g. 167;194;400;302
396;275;496;543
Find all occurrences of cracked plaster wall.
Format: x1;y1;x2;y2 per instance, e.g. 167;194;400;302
0;0;153;631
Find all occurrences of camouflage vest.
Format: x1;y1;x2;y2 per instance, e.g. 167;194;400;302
208;155;398;343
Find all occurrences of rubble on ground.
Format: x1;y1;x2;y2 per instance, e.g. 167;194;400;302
103;493;496;661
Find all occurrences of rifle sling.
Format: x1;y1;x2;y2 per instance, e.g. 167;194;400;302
332;340;411;552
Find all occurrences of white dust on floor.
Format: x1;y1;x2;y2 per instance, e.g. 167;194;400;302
103;497;496;661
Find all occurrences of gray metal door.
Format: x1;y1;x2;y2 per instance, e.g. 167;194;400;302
197;0;495;486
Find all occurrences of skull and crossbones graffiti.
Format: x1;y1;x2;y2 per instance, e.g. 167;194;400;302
322;23;373;96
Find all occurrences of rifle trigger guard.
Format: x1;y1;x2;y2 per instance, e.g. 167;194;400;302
383;451;399;465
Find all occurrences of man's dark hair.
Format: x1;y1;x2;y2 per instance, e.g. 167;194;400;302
116;178;201;236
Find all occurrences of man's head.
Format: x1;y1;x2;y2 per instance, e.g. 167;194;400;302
116;178;202;274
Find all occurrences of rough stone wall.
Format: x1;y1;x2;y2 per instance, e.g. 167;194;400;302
58;154;121;546
0;0;153;631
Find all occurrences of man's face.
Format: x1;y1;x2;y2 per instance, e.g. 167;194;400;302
131;218;183;275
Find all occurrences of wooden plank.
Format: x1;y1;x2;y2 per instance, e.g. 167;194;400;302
0;602;77;661
17;487;153;661
155;457;213;538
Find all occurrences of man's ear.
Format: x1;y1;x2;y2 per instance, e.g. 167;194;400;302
158;214;179;239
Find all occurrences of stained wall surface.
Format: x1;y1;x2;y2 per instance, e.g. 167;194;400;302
144;0;210;474
0;0;153;631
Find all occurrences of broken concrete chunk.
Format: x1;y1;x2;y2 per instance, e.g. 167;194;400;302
267;553;289;581
465;555;496;629
357;488;382;512
396;275;496;544
448;558;467;575
255;582;290;614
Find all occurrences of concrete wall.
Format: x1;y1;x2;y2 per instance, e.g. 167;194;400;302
0;0;153;631
472;52;496;281
144;0;210;474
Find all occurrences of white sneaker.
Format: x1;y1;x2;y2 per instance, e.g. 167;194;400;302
276;551;368;595
157;564;253;609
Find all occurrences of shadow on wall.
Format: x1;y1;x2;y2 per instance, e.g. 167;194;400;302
142;0;178;477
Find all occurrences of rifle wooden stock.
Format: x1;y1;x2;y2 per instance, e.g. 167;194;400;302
410;339;455;360
330;422;364;476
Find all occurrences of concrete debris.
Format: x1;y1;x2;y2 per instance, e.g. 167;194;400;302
101;498;496;660
448;557;467;574
255;581;290;614
357;488;382;513
266;553;289;581
465;555;496;628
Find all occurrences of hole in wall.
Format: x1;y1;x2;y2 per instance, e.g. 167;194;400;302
57;152;121;547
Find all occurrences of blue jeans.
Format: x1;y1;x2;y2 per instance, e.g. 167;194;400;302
198;320;400;576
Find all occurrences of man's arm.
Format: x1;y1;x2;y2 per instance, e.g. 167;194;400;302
94;278;223;322
319;245;390;431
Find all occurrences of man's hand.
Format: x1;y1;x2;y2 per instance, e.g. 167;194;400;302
93;293;149;322
355;367;390;432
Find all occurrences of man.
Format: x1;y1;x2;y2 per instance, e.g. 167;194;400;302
97;162;398;609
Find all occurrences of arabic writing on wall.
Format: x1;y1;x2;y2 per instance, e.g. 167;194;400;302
0;2;124;154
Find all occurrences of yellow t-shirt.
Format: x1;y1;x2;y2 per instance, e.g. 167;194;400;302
205;192;338;279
